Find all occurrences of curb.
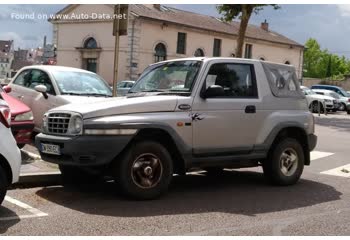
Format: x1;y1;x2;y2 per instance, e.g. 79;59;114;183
14;171;62;187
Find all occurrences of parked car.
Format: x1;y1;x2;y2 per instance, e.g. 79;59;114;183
313;89;350;112
7;66;113;132
300;86;336;113
0;85;34;148
115;80;135;96
36;58;316;200
0;99;21;205
311;85;350;98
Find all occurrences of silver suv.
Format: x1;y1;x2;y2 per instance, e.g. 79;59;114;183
35;58;317;199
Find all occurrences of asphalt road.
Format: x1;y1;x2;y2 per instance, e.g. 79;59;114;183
1;113;350;236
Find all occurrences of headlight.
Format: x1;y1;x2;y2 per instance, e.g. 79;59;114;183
14;111;33;121
69;115;83;134
325;99;331;102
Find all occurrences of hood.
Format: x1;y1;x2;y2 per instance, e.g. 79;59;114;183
59;95;117;104
309;94;335;101
50;95;183;119
0;92;31;116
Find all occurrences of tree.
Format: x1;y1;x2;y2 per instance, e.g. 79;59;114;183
217;4;280;58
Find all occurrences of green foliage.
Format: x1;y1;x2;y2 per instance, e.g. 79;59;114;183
217;4;280;22
304;38;350;80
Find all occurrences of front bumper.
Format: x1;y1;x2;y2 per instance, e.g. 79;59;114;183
308;134;317;152
11;122;34;144
35;133;134;166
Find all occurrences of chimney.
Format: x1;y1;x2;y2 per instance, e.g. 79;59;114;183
153;4;161;10
261;19;269;31
43;35;47;49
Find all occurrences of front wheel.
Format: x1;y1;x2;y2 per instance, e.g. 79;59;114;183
263;138;304;186
114;141;173;200
0;166;8;205
339;103;346;111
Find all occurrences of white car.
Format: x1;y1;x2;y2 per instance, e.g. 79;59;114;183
115;80;135;96
300;86;336;113
313;89;349;111
7;66;113;132
0;99;21;205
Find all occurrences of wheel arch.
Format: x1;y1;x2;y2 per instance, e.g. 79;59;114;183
264;125;311;166
268;126;310;165
115;126;191;175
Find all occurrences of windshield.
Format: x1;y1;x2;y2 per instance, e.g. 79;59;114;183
328;92;340;99
130;60;202;94
52;71;112;97
303;88;316;95
338;87;350;97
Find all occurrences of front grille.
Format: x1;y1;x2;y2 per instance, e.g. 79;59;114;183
47;113;71;134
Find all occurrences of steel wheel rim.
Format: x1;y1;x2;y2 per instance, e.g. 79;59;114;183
131;153;163;189
339;103;345;111
279;148;298;177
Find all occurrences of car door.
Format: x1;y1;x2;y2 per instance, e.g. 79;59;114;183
191;61;263;156
28;69;59;130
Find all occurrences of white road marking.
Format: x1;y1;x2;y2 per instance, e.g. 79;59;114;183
321;164;350;178
310;151;334;161
0;196;48;221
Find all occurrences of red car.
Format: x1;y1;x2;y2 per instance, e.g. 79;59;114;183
0;85;34;148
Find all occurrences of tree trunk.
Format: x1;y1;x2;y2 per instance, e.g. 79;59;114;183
235;5;253;58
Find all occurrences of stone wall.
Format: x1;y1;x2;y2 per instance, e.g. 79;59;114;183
302;77;350;91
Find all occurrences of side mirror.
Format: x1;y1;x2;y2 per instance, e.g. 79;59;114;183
3;86;11;93
201;85;225;98
34;85;48;99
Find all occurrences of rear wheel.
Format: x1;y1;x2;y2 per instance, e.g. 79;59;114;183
0;166;8;205
263;138;304;186
114;141;173;200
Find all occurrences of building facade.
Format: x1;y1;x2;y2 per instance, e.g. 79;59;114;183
0;40;14;80
51;4;304;85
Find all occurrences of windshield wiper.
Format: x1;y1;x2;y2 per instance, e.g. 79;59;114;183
61;92;85;96
140;89;166;92
84;93;112;97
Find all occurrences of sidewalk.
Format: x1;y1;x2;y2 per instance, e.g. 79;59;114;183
16;146;61;187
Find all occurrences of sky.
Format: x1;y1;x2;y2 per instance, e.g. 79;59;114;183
1;4;350;57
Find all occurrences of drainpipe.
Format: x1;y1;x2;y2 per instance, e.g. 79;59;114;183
129;18;136;80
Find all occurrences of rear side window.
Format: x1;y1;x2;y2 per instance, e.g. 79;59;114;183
262;62;303;98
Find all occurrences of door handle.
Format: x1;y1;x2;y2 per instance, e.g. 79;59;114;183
17;95;24;100
245;105;256;114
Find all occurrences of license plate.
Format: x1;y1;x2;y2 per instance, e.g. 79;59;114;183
41;143;61;155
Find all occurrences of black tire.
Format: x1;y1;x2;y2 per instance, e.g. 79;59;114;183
339;103;346;111
309;101;324;113
115;141;173;200
347;109;350;115
59;165;102;184
263;138;304;186
0;165;8;205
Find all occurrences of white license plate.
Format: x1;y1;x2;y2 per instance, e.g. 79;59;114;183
41;143;61;155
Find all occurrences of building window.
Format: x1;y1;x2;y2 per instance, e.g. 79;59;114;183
213;38;221;57
177;32;187;54
154;43;167;62
84;37;98;49
244;44;253;59
285;61;291;65
194;48;204;57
